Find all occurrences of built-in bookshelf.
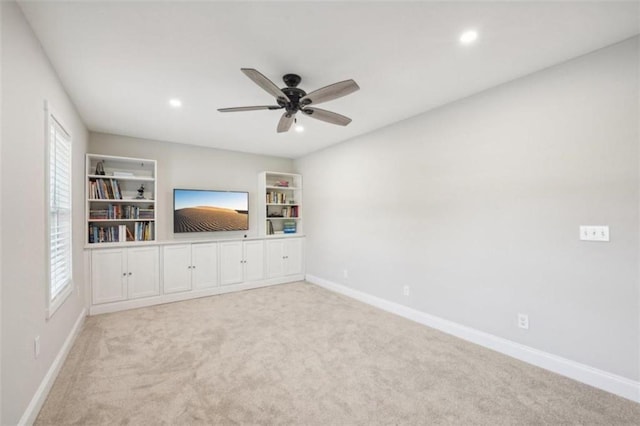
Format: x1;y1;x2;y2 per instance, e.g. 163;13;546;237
258;171;302;237
86;154;157;245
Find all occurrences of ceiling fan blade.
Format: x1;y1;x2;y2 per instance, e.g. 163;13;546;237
302;107;352;126
277;112;295;133
241;68;291;102
300;79;359;106
218;105;282;112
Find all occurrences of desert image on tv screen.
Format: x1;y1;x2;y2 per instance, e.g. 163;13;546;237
174;190;248;233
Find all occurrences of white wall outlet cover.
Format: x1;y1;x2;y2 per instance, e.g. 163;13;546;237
517;314;529;330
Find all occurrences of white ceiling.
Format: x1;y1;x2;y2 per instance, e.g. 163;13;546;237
19;1;640;159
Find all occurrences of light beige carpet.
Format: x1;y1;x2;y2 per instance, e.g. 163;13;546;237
36;282;640;425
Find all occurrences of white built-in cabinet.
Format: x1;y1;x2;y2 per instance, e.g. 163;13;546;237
266;238;304;278
258;171;303;236
220;240;264;285
86;154;157;245
88;237;304;315
163;243;218;294
87;164;306;315
191;243;219;289
162;245;193;294
91;246;160;304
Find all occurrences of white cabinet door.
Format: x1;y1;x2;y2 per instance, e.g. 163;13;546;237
266;240;285;279
192;242;218;289
91;248;126;304
127;246;160;299
244;240;264;282
284;238;304;276
220;241;243;285
163;244;192;294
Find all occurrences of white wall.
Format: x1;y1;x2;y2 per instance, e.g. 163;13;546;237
0;1;4;420
89;132;295;241
296;38;639;381
1;2;88;424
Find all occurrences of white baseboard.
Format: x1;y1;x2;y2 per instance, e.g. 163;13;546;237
19;308;87;425
89;275;305;315
306;274;640;403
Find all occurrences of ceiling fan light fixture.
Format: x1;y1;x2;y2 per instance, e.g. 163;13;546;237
459;29;478;45
294;118;304;133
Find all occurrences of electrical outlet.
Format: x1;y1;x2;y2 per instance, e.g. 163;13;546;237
403;285;410;296
34;336;40;358
517;314;529;330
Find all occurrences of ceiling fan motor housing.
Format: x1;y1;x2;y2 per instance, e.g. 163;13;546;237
278;74;307;113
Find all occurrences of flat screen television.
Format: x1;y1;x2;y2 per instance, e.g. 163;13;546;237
173;189;249;233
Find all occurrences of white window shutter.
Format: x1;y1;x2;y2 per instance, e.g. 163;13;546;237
49;116;72;304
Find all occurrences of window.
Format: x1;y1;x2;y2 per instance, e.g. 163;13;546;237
47;106;73;317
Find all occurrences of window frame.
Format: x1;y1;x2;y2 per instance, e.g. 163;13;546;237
45;101;73;318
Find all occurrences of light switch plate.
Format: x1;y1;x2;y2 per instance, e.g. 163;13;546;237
580;226;609;242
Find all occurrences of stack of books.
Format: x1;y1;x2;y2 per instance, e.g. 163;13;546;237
283;220;296;234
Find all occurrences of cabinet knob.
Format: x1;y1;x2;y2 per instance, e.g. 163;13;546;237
192;265;196;269
188;266;191;269
128;272;132;276
122;273;127;277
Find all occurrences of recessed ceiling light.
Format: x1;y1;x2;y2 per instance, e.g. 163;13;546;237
169;98;182;108
459;30;478;45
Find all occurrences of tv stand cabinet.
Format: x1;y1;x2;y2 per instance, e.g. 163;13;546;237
87;236;304;315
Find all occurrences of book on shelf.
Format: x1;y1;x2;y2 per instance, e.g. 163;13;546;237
134;221;153;241
88;205;154;220
282;206;299;218
89;178;123;200
266;191;287;204
88;221;154;243
89;224;125;243
283;220;297;234
266;205;298;219
138;208;154;219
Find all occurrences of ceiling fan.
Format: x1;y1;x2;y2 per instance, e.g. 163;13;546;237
218;68;360;133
